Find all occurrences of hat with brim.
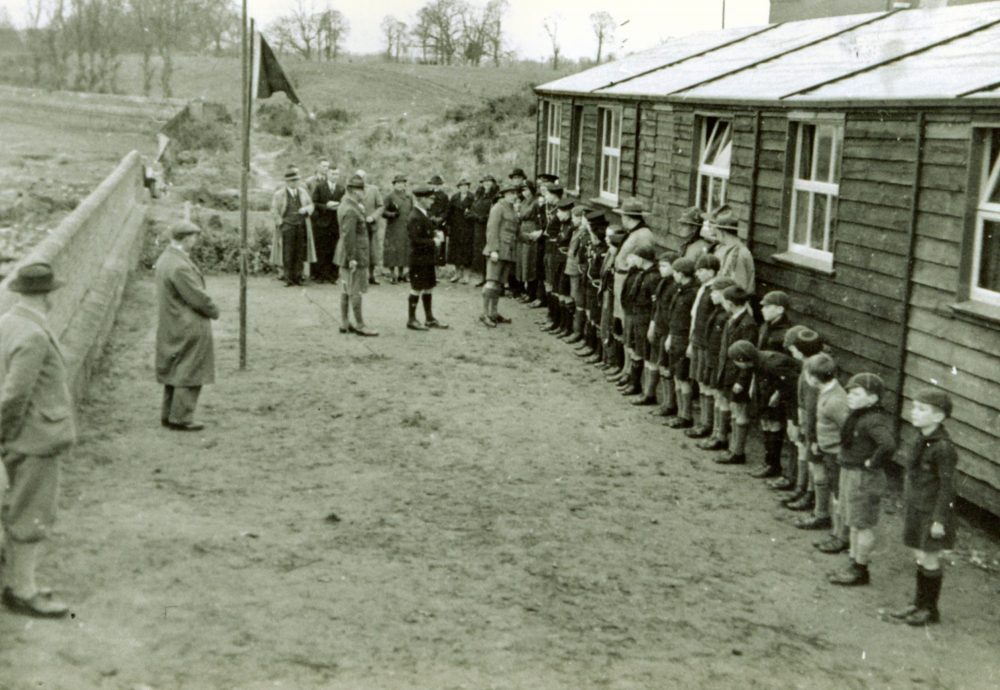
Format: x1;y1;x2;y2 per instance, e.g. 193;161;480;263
8;262;64;294
616;198;647;218
412;185;434;197
284;168;300;182
557;197;575;211
508;167;527;179
679;206;704;228
428;174;444;186
480;174;497;184
538;173;559;183
710;207;739;234
347;174;365;190
499;183;519;195
457;178;471;187
635;245;657;263
170;220;202;240
392;174;408;184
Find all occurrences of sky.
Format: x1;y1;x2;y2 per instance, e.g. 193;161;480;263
1;0;772;60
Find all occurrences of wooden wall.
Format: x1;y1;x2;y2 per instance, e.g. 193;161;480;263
904;111;1000;515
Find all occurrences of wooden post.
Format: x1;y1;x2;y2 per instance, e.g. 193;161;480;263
238;6;251;370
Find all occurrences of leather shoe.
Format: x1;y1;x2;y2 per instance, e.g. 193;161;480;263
889;604;920;621
715;453;746;465
619;385;641;396
493;314;512;324
630;396;658;406
794;515;832;530
814;536;849;554
749;465;782;479
829;563;869;586
167;422;205;432
768;477;796;490
904;608;940;625
786;492;815;511
425;319;449;329
685;425;711;438
354;326;379;337
666;417;694;429
649;407;678;418
698;437;727;451
407;319;429;331
2;587;69;619
479;314;497;328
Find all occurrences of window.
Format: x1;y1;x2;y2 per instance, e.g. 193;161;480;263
971;128;1000;306
598;106;622;203
567;105;584;193
696;116;733;214
787;120;843;267
545;101;561;176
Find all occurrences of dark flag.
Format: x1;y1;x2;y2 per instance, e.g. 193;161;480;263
252;31;300;104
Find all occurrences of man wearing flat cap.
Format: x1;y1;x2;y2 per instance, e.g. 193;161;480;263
271;166;317;287
154;221;220;433
0;262;76;618
334;175;377;336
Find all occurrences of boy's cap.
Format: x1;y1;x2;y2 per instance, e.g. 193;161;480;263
695;253;721;271
728;339;758;363
556;197;575;210
635;245;657;262
722;285;751;304
672;257;696;276
846;372;885;398
711;277;737;292
914;388;953;418
658;250;679;264
762;290;790;308
794;328;824;357
804;352;837;379
679;206;704;228
586;208;609;225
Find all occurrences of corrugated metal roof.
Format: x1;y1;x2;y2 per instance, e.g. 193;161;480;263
533;25;765;95
534;1;1000;105
599;12;884;97
792;20;1000;101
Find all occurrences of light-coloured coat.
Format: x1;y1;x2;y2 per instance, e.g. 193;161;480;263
483;198;520;262
269;185;318;267
0;305;76;456
154;245;219;387
334;194;370;268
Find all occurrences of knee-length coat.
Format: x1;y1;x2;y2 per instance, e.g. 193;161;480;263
382;190;413;267
446;190;475;268
154;245;219;387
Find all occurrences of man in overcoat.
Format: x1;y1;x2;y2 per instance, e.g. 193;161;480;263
0;262;76;618
406;186;448;331
155;221;220;432
307;159;344;283
356;170;385;285
270;166;316;286
382;174;412;283
480;182;520;328
334;175;377;336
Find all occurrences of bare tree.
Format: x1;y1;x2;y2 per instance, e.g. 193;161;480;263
65;0;126;93
590;10;615;64
543;14;560;71
484;0;507;67
193;0;239;55
380;15;407;62
269;0;319;60
413;0;466;65
317;7;348;60
458;0;505;66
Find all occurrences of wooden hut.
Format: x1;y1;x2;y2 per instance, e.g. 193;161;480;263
534;2;1000;515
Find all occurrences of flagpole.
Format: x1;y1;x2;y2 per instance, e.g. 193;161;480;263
239;4;250;370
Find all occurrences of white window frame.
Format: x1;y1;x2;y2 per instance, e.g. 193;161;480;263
972;130;1000;306
696;116;733;214
598;106;622;204
788;120;843;268
545;101;561;177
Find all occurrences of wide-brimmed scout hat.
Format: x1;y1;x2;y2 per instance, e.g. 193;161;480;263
679;206;704;228
616;198;647;218
8;262;65;294
710;206;739;234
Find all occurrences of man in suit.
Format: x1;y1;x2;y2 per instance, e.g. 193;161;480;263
334;175;378;337
270;166;316;286
428;175;450;269
0;262;76;618
155;221;220;432
307;159;344;283
406;186;448;331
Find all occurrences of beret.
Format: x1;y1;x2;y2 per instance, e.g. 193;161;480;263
672;257;696;276
711;277;737;292
695;253;721;271
914;388;953;418
635;245;657;262
762;290;790;308
846;372;885;398
728;339;758;363
722;285;751;304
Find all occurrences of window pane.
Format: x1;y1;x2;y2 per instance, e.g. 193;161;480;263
706;121;733;168
979;219;1000;292
792;190;810;246
697;175;709;211
816;126;833;182
609;156;619;195
798;124;815;180
612;112;621;146
811;193;828;251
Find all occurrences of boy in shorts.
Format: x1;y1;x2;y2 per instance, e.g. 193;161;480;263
685;254;722;437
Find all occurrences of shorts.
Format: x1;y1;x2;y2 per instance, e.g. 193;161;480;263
822;452;840;495
409;263;437;291
568;275;582;304
341;267;368;296
691;344;715;386
486;259;514;285
653;333;668;368
632;315;652;360
839;467;885;529
902;505;957;551
669;344;691;381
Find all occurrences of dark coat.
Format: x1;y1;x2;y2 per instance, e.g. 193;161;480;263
446;190;475;267
652;277;676;333
690;284;718;348
839;406;896;471
754;351;801;421
705;305;728;367
902;425;959;549
382;190;413;267
717;308;758;391
666;281;699;344
429;189;450;230
758;313;792;353
619;266;643;314
154;245;219;388
408;206;438;268
308;176;344;230
632;266;661;318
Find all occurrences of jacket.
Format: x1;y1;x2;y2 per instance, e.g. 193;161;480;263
902;425;958;523
631;266;661;318
815;380;849;453
565;224;588;276
838;405;896;470
652;276;676;333
269;185;317;266
690;282;718;348
408;205;438;267
717;308;758;390
798;372;819;445
620;266;643;314
0;305;76;456
755;351;801;420
334;194;370;267
307;175;344;229
154;245;219;388
758;314;792;353
666;281;698;344
718;242;755;293
484;198;520;261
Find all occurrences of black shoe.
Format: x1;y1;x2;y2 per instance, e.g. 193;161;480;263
829;563;870;587
493;314;512;324
369;277;381;285
815;536;849;554
685;425;711;439
781;489;807;506
786;492;816;512
407;319;429;331
666;417;694;429
575;348;596;359
425;319;449;329
649;406;678;418
166;422;205;432
2;588;69;619
339;326;349;334
619;385;642;396
715;453;746;465
795;515;832;530
565;334;584;345
903;608;940;626
749;465;782;479
630;396;658;406
768;477;796;491
698;437;728;451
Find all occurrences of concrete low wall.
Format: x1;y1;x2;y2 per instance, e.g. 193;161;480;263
0;150;148;403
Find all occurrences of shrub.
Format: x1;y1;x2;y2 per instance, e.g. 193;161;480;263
256;101;299;137
170;117;234;153
141;214;275;274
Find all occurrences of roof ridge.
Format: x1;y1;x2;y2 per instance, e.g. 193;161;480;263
783;15;1000;99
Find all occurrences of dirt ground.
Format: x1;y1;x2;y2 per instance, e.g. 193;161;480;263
1;270;999;690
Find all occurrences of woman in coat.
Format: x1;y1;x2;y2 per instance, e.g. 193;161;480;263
447;178;476;283
382;174;413;283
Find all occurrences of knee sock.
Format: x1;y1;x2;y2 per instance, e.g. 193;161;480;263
421;293;434;321
701;393;714;429
408;294;419;321
677;383;692;420
482;287;494;316
796;449;810;492
717;408;731;442
811;462;830;518
351;296;364;327
831;494;846;540
660;377;676;412
4;541;40;596
643;362;659;398
340;294;351;325
855;528;875;566
918;566;943;614
730;423;749;456
490;293;500;317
